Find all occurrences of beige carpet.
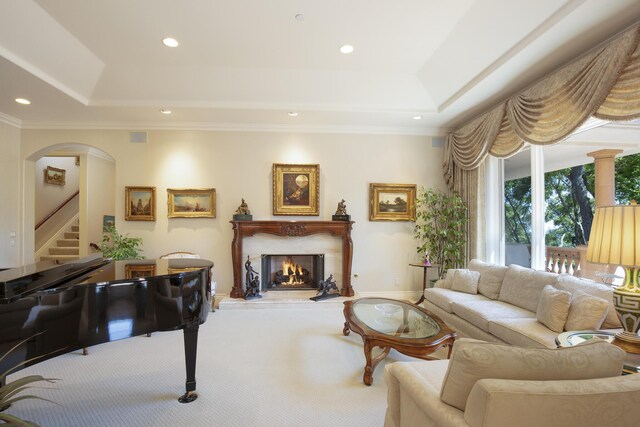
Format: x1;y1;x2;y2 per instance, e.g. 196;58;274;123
7;305;444;426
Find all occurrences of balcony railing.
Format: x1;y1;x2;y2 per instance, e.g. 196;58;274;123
545;246;582;276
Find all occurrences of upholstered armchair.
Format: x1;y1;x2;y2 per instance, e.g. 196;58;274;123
384;338;640;427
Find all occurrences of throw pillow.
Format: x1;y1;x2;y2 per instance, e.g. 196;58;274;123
564;290;609;331
451;270;480;294
439;269;464;289
498;264;558;312
468;259;508;299
556;273;621;328
536;285;571;333
439;338;624;411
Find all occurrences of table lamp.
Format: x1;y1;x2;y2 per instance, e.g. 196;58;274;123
586;202;640;352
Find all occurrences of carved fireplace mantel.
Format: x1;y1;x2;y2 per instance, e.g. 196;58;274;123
230;220;355;298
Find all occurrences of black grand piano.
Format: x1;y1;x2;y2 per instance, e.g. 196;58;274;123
0;254;213;403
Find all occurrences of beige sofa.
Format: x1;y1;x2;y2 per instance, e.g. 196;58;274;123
384;338;640;427
422;260;622;348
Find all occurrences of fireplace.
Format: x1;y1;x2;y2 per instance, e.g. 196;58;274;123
261;254;324;291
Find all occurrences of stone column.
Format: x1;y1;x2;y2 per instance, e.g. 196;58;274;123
579;149;623;280
587;149;623;207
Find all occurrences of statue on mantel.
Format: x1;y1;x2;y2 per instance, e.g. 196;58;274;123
310;274;341;301
233;198;253;221
332;199;350;221
244;255;262;300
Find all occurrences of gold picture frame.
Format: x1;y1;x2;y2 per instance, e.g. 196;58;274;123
125;186;156;221
369;183;417;221
125;264;156;279
44;166;65;186
272;163;319;216
167;188;216;218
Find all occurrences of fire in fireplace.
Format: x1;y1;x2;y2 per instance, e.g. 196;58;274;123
261;254;324;291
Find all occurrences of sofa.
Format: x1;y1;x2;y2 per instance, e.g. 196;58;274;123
384;338;640;427
422;260;623;348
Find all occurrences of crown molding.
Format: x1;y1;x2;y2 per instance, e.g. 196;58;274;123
436;0;584;112
0;111;22;128
20;120;448;137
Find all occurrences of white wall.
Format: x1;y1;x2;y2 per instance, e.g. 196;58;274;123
0;121;21;268
19;129;446;296
84;153;115;255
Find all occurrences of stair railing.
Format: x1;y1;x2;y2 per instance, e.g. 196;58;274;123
35;190;80;230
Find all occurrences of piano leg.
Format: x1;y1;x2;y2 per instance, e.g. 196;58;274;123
178;324;199;403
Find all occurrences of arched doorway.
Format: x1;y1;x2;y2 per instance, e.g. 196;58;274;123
24;144;115;264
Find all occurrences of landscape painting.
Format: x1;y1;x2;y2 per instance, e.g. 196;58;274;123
125;186;156;221
167;188;216;218
369;183;416;221
44;166;66;186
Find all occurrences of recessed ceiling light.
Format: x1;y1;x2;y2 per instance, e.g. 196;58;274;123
15;98;30;105
288;112;298;117
160;109;172;114
295;14;304;22
162;37;179;48
413;115;423;120
340;45;354;54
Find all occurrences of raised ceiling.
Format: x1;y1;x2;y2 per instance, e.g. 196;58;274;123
1;0;640;134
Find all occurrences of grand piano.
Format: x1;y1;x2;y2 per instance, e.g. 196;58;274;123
0;254;213;403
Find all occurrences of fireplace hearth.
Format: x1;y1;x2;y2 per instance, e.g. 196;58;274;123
261;254;324;291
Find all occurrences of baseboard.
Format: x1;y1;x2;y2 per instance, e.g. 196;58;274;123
215;290;422;310
357;290;423;302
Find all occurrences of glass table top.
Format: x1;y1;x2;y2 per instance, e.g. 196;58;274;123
556;330;640;374
352;298;441;339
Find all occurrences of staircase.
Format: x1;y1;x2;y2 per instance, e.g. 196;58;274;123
40;223;80;262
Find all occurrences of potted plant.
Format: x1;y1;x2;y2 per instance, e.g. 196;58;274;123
1;337;59;426
414;187;468;279
99;226;144;260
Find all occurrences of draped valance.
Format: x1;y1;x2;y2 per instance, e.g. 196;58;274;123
445;22;640;179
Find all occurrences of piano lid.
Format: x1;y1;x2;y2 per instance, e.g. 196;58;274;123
0;254;108;304
0;255;214;304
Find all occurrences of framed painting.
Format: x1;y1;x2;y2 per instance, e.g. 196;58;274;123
103;215;115;231
167;188;216;218
125;186;156;221
125;264;156;279
369;183;417;221
272;163;319;216
44;166;65;186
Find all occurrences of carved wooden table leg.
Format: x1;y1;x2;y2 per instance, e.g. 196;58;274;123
363;341;391;386
446;343;454;359
343;321;351;336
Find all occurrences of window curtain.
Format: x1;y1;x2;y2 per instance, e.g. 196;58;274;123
444;22;640;263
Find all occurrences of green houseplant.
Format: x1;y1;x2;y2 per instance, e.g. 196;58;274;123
99;226;144;260
414;187;468;279
1;337;59;426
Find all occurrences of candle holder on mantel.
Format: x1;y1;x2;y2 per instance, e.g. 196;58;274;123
332;199;350;221
233;198;253;221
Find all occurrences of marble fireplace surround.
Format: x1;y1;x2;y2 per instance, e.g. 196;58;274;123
230;221;354;298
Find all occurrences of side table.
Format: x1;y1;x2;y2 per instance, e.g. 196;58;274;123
556;330;640;375
409;263;437;305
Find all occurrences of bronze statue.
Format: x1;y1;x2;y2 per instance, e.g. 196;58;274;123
233;198;253;221
235;199;251;215
311;274;340;301
335;199;347;215
332;199;350;221
244;255;262;300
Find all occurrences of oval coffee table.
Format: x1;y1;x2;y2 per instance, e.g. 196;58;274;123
343;297;457;385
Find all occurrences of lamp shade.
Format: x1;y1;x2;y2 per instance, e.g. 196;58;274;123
586;203;640;267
